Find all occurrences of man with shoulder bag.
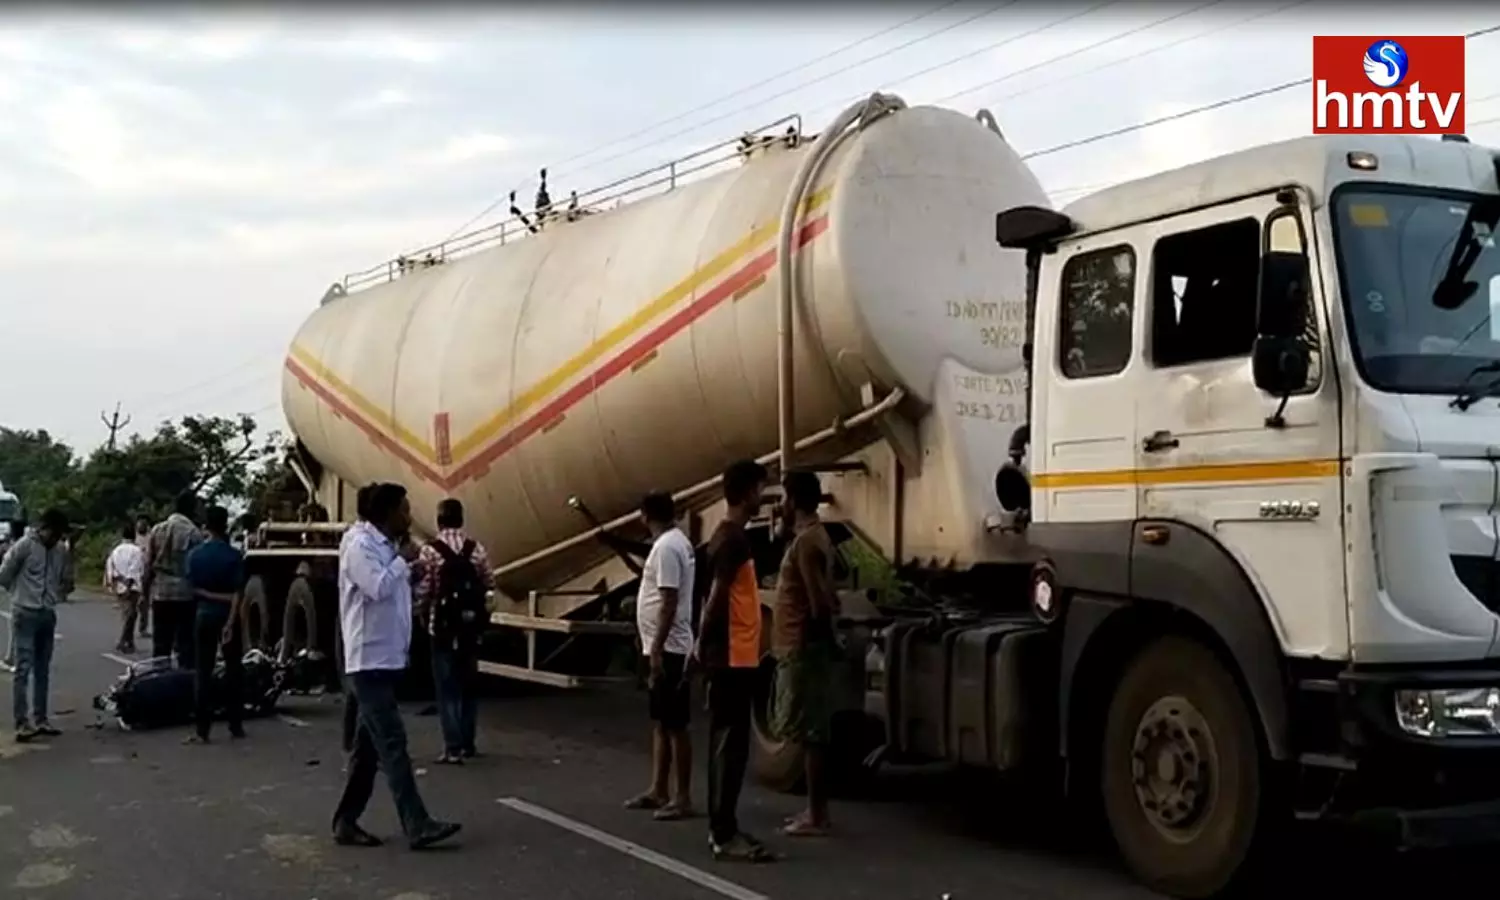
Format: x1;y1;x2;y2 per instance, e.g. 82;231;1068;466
415;498;491;765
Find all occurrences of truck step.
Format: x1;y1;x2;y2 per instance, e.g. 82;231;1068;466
1299;751;1357;772
1297;678;1340;694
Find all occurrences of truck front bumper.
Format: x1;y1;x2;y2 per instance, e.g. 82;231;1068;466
1332;666;1500;845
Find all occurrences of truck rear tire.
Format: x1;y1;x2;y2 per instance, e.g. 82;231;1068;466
241;576;272;651
1100;636;1267;899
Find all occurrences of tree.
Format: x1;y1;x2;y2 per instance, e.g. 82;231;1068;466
0;428;77;515
0;415;280;530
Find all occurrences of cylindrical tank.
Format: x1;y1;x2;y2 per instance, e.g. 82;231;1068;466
282;102;1046;592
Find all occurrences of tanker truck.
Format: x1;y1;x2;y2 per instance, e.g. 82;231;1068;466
245;91;1500;897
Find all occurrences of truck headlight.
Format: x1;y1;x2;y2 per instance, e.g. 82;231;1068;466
1394;687;1500;737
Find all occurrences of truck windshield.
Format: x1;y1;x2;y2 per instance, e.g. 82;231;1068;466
0;499;17;522
1334;188;1500;394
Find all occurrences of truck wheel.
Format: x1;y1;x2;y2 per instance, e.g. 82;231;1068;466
751;659;806;793
281;577;319;658
1100;636;1266;899
750;659;883;796
240;576;271;651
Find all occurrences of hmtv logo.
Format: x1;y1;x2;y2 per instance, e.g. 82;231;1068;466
1313;35;1466;134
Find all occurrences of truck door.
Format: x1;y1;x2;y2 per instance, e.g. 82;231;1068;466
1130;194;1347;659
1031;234;1143;528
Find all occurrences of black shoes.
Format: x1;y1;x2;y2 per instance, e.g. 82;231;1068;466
332;822;383;848
409;820;462;850
332;820;460;850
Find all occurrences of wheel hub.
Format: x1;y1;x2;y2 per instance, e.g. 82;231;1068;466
1130;696;1213;833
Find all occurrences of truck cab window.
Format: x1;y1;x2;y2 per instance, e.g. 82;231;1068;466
1149;217;1260;367
1058;245;1136;379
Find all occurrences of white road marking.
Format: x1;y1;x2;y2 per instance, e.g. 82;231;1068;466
276;714;309;729
101;653;134;667
496;797;770;900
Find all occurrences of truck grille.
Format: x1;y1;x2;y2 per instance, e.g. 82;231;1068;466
1449;556;1500;616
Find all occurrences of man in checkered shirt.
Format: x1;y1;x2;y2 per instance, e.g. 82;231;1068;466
414;498;491;764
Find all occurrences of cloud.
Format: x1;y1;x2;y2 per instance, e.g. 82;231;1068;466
108;20;278;62
297;32;453;65
344;86;418;115
428;133;514;166
0;209;473;266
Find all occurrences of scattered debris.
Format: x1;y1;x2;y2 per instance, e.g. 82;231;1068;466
29;824;90;851
261;833;323;867
13;862;73;889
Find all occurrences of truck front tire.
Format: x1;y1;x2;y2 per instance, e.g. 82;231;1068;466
1101;636;1268;898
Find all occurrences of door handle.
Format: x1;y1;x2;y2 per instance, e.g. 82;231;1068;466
1142;430;1180;453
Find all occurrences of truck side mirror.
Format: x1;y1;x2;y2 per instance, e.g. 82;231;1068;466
994;462;1031;513
1252;334;1310;397
1253;209;1314;399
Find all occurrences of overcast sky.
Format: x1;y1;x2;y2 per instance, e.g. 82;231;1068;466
1;3;1496;452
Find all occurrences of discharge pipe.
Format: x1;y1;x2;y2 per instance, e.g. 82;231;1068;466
775;92;907;474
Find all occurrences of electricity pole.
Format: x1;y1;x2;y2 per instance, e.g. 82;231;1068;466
101;402;132;451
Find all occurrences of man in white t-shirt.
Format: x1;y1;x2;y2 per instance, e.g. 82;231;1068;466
623;491;697;822
105;524;147;654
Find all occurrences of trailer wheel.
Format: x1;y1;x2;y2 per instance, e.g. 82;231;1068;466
1100;636;1267;899
240;576;272;651
280;576;320;659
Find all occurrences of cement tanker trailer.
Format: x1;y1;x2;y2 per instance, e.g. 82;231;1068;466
244;95;1042;683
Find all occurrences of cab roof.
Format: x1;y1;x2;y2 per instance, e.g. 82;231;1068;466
1060;133;1498;238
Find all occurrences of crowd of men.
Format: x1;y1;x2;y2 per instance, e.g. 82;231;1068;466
622;461;842;861
0;457;844;863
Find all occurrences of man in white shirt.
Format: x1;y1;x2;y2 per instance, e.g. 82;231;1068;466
331;482;460;851
623;492;697;821
106;524;146;654
335;484;375;760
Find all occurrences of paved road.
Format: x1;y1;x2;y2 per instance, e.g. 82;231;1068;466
0;595;1490;899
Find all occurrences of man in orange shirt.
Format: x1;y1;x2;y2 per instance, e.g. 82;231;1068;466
693;459;774;863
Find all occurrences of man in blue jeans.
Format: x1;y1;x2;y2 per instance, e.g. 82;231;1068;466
331;483;461;851
0;509;73;743
415;498;491;765
183;505;247;744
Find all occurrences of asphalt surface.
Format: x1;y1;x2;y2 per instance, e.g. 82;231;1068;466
0;594;1493;900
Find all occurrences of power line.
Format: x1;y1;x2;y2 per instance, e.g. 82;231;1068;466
1020;23;1498;162
117;338;286;413
440;0;982;240
796;0;1128;122
975;0;1309;108
1022;77;1309;160
931;0;1225;106
541;1;1119;193
133;365;280;420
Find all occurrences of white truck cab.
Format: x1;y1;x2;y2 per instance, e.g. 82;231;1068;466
992;132;1500;895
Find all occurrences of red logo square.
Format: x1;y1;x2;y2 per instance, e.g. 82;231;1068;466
1312;35;1466;135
